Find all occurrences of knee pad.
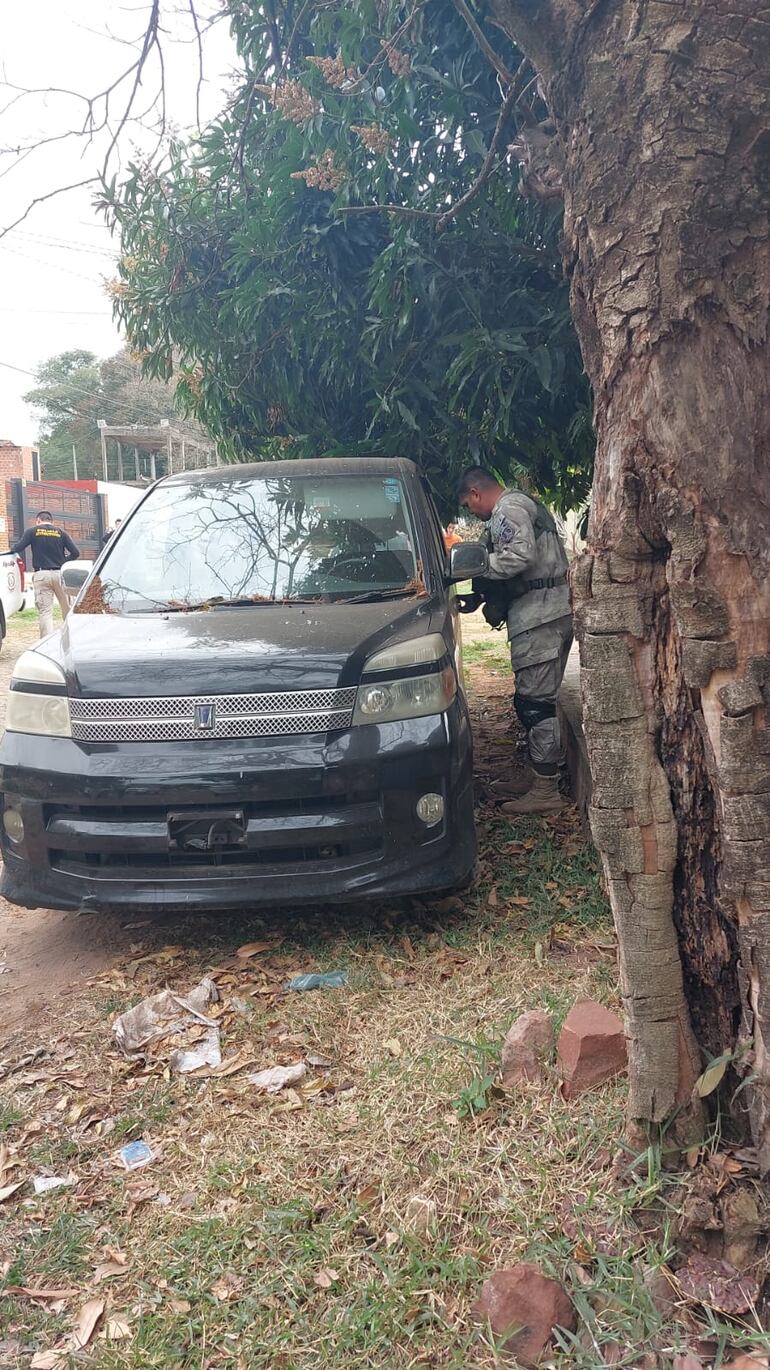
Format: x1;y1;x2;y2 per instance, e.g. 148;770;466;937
514;693;556;732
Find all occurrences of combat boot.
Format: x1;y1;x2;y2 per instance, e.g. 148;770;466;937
499;773;564;815
488;772;532;799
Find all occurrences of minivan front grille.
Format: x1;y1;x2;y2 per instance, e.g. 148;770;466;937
69;686;358;743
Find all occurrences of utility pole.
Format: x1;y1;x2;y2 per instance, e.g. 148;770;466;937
72;444;78;481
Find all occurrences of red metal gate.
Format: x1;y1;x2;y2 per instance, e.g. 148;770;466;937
7;480;107;564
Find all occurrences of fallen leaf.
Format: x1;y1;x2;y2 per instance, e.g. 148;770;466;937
0;1181;24;1203
169;1298;191;1314
235;941;272;959
673;1356;705;1370
356;1181;380;1206
508;895;531;908
384;1039;402;1058
677;1254;759;1315
306;1053;334;1068
2;1287;79;1302
30;1353;63;1370
313;1268;338;1289
694;1056;728;1097
102;1319;132;1341
71;1298;105;1351
487;886;498;908
94;1252;129;1283
210;1273;244;1302
248;1062;307;1093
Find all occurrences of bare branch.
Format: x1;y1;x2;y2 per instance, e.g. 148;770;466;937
436;83;518;231
101;0;162;178
452;0;516;86
0;179;100;242
188;0;204;128
334;204;440;221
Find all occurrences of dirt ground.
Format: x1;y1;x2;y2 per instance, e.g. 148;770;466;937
0;617;144;1037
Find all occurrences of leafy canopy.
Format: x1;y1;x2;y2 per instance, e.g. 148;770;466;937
104;0;593;511
24;348;198;480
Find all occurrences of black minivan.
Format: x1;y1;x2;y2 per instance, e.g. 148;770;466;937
0;458;487;913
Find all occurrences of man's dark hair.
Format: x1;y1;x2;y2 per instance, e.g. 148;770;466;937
36;510;53;521
456;467;500;500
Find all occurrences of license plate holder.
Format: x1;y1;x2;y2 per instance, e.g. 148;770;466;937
168;808;247;852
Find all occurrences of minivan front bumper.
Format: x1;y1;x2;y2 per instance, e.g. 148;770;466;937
0;705;475;913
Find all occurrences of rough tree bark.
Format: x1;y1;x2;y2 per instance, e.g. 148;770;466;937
494;0;770;1158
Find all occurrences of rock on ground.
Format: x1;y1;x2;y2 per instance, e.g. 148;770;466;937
557;999;627;1099
501;1009;554;1087
471;1263;575;1366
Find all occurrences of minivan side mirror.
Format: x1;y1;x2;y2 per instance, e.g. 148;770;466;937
448;541;489;582
62;564;89;592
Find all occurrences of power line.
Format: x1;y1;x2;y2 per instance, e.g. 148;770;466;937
0;307;110;315
7;229;116;258
0;357;164;420
0;242;111;285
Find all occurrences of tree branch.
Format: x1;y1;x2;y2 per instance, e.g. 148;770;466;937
436;82;518;231
101;0;162;178
452;0;516;86
188;0;204;128
0;179;99;241
334;204;439;221
264;0;283;73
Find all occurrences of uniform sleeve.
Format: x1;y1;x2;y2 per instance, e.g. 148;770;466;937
10;529;32;554
62;533;80;559
485;504;538;580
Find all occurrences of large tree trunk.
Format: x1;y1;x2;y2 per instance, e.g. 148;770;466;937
496;0;770;1157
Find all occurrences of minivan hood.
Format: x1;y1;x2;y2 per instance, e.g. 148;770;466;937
53;598;440;698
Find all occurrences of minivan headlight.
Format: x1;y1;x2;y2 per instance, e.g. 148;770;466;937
6;651;71;738
353;634;456;725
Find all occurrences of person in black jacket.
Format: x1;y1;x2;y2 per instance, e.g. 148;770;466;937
12;511;80;638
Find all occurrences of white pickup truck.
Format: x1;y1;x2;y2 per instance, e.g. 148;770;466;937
0;552;25;650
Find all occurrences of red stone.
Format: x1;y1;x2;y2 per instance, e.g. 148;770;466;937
501;1009;554;1086
557;999;627;1098
471;1264;576;1366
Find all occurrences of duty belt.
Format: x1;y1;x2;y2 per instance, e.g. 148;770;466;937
524;573;567;592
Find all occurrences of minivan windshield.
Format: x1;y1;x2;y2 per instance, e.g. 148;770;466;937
90;473;420;613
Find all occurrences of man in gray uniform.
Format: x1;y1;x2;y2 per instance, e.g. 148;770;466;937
457;466;572;814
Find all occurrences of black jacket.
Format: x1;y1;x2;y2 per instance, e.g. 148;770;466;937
12;524;80;571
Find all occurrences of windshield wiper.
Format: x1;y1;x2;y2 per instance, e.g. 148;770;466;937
156;596;322;613
337;587;422;605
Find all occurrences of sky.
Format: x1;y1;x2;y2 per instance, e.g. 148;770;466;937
0;0;236;444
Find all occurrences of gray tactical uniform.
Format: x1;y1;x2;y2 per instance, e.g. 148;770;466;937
484;489;573;775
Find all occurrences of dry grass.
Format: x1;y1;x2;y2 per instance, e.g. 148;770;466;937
1;644;766;1368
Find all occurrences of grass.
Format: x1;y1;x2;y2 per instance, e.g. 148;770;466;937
16;606;62;625
462;635;510;675
1;648;767;1367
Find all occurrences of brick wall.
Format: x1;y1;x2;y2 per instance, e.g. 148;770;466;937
0;441;39;483
0;444;40;547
